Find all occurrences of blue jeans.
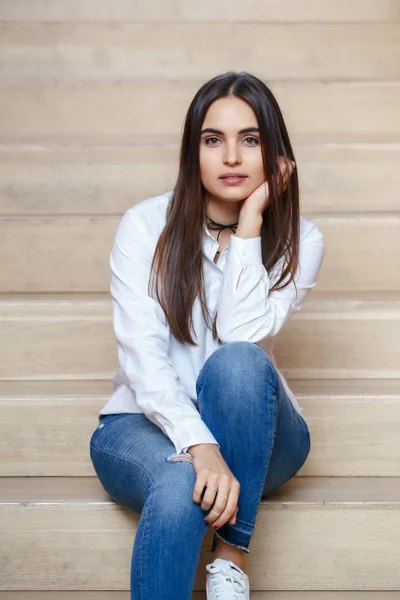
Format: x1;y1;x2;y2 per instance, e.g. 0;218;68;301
90;342;311;599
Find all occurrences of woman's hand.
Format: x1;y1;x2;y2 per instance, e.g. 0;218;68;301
187;443;240;529
240;156;296;216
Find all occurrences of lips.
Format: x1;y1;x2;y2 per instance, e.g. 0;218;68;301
219;174;248;179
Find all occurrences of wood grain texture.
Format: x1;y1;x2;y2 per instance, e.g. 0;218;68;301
1;215;400;292
0;23;399;83
0;477;399;590
0;594;398;600
0;380;399;477
0;0;398;22
1;144;398;216
1;293;400;378
0;83;398;144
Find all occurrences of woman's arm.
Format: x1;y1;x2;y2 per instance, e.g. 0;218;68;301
216;223;325;344
110;208;220;456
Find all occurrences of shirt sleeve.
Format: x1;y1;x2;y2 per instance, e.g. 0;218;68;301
110;208;220;456
216;224;325;344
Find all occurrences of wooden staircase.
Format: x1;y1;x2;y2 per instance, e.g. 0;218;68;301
0;1;399;597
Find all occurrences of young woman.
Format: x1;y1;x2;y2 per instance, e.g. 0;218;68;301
90;71;325;600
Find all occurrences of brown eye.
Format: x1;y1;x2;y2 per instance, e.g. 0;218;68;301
244;137;259;145
204;137;219;145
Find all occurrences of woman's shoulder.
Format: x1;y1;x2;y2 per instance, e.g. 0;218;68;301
117;191;172;238
299;215;324;245
125;191;172;223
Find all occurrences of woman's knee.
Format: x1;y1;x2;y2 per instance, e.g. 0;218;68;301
90;445;149;513
197;341;278;396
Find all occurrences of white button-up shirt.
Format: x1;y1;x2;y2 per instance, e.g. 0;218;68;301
99;191;325;457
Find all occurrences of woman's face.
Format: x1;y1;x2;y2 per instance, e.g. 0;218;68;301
199;96;266;206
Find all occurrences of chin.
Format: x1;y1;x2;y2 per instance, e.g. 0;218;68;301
220;190;248;201
210;189;243;201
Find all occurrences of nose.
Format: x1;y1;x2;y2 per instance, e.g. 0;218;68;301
223;140;242;165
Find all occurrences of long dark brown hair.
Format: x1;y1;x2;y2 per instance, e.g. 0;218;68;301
148;71;300;346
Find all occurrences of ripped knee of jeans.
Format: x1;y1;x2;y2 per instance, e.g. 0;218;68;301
166;451;194;464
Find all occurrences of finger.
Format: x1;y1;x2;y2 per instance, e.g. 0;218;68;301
193;472;209;504
278;157;295;173
277;172;287;195
278;169;292;195
211;487;239;529
209;481;240;529
275;158;295;196
204;476;230;525
229;508;238;525
200;478;219;513
276;160;288;186
283;159;295;174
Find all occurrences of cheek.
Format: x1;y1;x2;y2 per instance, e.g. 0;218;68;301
199;151;218;179
251;158;267;182
199;148;207;173
251;150;265;173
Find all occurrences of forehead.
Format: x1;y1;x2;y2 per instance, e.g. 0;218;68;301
202;97;258;130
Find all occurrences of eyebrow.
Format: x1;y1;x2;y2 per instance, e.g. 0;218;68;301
200;127;260;135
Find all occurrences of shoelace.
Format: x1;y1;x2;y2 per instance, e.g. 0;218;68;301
206;560;247;597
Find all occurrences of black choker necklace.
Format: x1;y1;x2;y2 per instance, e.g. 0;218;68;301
206;214;238;242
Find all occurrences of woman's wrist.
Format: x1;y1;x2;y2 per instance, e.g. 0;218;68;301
187;443;219;456
236;208;263;239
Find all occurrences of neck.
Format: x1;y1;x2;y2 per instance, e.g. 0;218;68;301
205;196;243;225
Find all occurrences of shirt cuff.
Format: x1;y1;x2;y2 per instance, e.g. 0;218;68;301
171;417;220;456
226;234;263;266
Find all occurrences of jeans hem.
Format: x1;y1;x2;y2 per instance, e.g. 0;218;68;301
211;527;251;554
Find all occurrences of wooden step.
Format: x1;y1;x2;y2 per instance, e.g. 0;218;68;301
1;592;399;600
0;379;399;478
2;215;400;292
1;143;398;216
1;292;399;380
0;476;398;591
0;82;398;145
0;0;396;23
1;23;399;84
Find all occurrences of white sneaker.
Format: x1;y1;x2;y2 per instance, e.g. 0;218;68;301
206;557;250;599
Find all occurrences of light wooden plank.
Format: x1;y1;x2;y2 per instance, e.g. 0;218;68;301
1;143;398;215
1;215;400;292
311;214;400;292
3;375;400;397
0;23;399;83
3;476;400;507
0;0;398;23
0;477;399;590
0;381;399;477
0;594;399;600
0;83;398;144
0;216;119;292
1;293;400;379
